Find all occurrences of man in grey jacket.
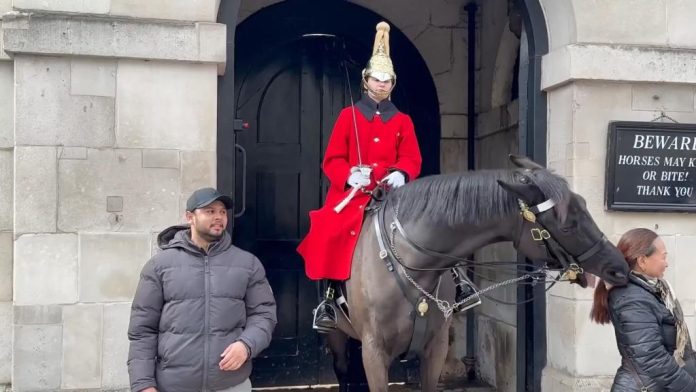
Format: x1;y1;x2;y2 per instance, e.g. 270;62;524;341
128;187;277;392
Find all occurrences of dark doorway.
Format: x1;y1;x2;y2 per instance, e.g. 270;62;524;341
218;0;440;387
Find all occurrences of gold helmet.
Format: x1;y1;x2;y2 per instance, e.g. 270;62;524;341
362;22;395;82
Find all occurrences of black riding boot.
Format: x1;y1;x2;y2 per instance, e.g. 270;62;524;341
452;268;481;313
313;280;338;332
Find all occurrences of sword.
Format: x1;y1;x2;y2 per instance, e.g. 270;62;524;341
334;39;372;213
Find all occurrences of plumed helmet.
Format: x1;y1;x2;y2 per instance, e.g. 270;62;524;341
362;22;396;82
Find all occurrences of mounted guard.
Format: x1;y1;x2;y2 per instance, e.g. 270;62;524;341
296;21;421;331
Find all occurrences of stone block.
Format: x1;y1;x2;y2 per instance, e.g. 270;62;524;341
543;45;696;90
414;27;452;76
79;233;150;302
440;139;468;173
477;129;518;170
476;315;516;392
573;0;667;46
434;28;468;115
0;150;11;231
0;233;11;301
547;85;573;164
436;72;468;117
14;146;57;234
14;233;78;305
632;83;695;112
102;303;131;389
15;56;115;147
350;0;428;39
12;324;62;390
440;114;468;138
3;13;226;65
675;236;696;299
431;0;465;27
110;0;218;22
538;0;576;50
611;209;696;238
142;149;180;169
0;0;12;15
571;82;634;144
569;175;605;211
70;58;117;97
0;62;12;148
0;20;10;61
58;148;180;232
542;366;614;392
574;300;621;375
116;60;217;151
58;146;88;160
477;106;511;139
546;295;576;372
14;305;62;325
667;0;696;48
181;150;217;193
198;22;226;64
0;302;10;384
546;295;621;376
62;304;102;389
13;0;110;13
490;29;521;109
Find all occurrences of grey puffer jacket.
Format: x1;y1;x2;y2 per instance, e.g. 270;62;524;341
609;273;696;392
127;225;277;392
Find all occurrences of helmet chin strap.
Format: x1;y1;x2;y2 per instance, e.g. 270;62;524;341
363;77;396;101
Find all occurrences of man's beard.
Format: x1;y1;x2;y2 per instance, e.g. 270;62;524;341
195;225;225;242
368;88;390;101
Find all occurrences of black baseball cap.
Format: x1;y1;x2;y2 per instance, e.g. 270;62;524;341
186;188;234;212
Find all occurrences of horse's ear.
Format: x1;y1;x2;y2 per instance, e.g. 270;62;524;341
509;155;545;170
497;179;534;201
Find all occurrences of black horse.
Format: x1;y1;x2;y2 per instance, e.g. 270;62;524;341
325;155;629;391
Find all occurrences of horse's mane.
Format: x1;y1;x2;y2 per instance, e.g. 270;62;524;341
388;168;571;227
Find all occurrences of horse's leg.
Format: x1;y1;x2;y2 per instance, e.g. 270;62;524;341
326;330;349;391
360;335;391;392
419;322;450;392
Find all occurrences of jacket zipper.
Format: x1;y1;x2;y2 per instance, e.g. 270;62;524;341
203;254;210;390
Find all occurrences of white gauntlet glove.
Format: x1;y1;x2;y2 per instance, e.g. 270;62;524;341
347;169;371;188
383;171;406;188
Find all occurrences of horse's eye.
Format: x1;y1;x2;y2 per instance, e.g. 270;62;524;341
520;176;529;184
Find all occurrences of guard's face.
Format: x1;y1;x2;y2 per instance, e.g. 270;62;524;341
186;200;228;242
366;76;393;101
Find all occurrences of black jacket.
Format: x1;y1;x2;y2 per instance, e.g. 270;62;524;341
127;225;277;392
609;273;696;391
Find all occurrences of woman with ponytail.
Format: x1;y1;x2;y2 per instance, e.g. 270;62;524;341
591;228;696;391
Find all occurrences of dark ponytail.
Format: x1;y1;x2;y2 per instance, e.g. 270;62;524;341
590;280;611;324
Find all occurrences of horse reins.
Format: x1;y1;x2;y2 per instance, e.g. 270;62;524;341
374;194;609;309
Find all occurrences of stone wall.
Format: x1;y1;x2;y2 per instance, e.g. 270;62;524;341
1;1;224;389
0;1;13;386
540;0;696;389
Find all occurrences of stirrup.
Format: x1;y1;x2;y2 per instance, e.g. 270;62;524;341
453;278;482;313
312;300;336;333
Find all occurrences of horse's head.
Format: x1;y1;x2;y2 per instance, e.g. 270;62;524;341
497;155;629;287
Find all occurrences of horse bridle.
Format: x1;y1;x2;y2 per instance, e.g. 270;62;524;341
515;197;608;284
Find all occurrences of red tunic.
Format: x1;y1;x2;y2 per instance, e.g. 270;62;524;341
297;104;422;280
